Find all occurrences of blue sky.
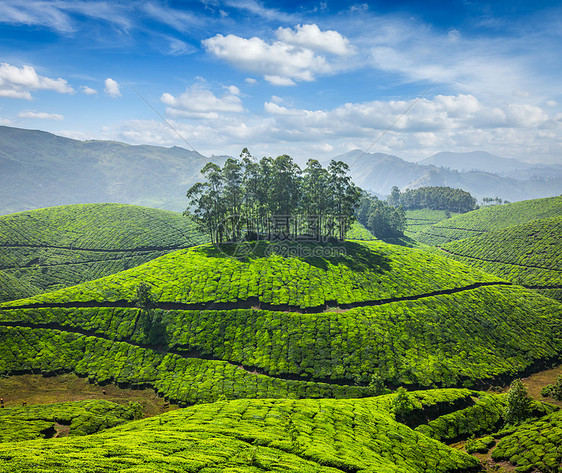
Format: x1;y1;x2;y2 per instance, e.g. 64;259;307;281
0;0;560;164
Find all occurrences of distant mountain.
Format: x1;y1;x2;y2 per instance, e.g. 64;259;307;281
0;126;223;215
335;150;562;202
419;151;533;174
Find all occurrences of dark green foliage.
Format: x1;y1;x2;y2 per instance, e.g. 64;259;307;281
415;195;562;246
394;186;477;213
0;399;140;442
541;375;562;401
491;409;562;472
356;193;406;238
504;379;533;425
441;216;562;300
392;387;419;422
186;154;361;243
0;396;480;472
0;203;207;301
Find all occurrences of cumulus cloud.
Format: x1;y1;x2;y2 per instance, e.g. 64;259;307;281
161;84;244;119
104;78;121;97
203;24;353;85
80;85;97;95
18;110;64;120
276;24;354;56
0;63;74;99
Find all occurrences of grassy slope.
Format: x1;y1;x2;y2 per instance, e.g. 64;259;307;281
2;241;562;399
346;221;376;240
441;216;562;300
0;392;482;473
415;196;562;246
0;203;207;301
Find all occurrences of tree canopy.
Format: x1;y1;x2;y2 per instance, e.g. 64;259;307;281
185;150;361;243
356;193;406;238
389;186;477;213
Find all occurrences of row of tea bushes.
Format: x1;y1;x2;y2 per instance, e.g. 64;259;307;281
441;216;562;299
0;399;141;442
0;326;370;405
2;284;562;388
0;204;208;302
404;209;459;237
3;240;502;309
0;396;480;472
491;409;562;472
0;203;206;250
415;196;562;246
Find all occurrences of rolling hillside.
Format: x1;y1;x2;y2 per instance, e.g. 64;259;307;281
441;216;562;301
414;196;562;246
404;209;460;238
0;390;492;472
2;240;562;405
0;126;224;215
0;203;207;301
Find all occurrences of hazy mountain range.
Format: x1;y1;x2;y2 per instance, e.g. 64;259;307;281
0;126;560;215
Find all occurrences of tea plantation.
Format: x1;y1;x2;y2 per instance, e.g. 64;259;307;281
415;196;562;246
441;216;562;301
404;209;459;238
0;203;207;301
2;240;504;309
0;393;486;472
1;240;562;396
0;399;141;442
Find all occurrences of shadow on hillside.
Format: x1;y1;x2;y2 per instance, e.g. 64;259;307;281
379;235;419;248
198;240;391;274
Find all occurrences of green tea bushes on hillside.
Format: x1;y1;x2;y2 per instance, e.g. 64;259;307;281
491;409;562;472
345;221;377;240
0;203;206;249
0;203;208;300
3;240;503;310
415;195;562;246
0;399;140;442
164;286;562;387
441;217;562;297
0;396;480;473
4;285;561;389
404;209;459;238
0;270;41;303
0;326;368;405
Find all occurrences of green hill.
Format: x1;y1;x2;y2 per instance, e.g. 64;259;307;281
404;209;459;238
0;203;207;301
2;240;562;404
415;196;562;246
0;391;486;472
441;216;562;301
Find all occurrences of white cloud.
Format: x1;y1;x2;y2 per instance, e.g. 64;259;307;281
546;100;557;107
0;63;74;99
203;30;341;85
161;84;244;119
104;78;121;97
276;24;354;56
245;78;257;84
0;0;131;33
142;2;199;32
80;85;97;95
224;0;296;22
18;110;64;120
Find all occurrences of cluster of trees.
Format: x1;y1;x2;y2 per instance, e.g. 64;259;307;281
481;196;511;206
388;186;477;213
185;149;361;243
356;194;406;238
